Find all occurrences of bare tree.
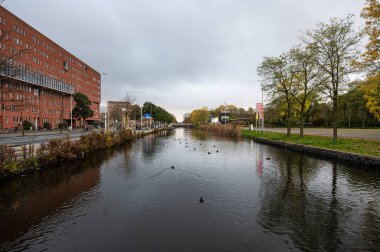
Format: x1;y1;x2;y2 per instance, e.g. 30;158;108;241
122;92;136;128
302;15;361;142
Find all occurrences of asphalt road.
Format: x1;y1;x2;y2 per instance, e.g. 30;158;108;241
0;131;87;147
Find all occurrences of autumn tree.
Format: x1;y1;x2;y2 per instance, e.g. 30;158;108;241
361;0;380;121
303;16;361;142
258;52;299;136
191;107;210;125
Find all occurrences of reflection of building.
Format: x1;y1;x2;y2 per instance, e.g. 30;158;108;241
219;111;230;124
0;7;100;130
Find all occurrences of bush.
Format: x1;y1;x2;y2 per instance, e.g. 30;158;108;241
2;127;138;180
23;120;33;130
0;144;17;172
43;122;52;130
58;121;68;129
200;124;241;137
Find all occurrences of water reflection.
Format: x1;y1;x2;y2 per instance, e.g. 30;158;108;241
0;149;115;244
258;149;380;251
0;129;379;251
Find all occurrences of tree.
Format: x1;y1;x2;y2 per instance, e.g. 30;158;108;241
361;0;380;74
122;92;136;127
360;0;380;121
258;52;299;136
72;92;94;128
142;101;176;124
303;15;361;142
361;75;380;121
191;108;210;125
289;46;323;137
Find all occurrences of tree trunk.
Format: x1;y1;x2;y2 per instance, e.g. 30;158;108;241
287;103;291;137
332;94;338;143
300;105;305;138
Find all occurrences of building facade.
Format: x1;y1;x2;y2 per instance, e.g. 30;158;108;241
0;6;101;131
107;101;132;128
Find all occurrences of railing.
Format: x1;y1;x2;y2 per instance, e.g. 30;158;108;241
0;63;74;94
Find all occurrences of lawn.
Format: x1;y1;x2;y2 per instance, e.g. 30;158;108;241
242;130;380;158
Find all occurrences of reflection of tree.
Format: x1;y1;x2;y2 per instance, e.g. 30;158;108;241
258;151;342;250
325;162;339;251
142;130;173;159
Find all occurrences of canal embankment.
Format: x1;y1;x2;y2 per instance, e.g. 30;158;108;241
0;128;165;181
242;130;380;168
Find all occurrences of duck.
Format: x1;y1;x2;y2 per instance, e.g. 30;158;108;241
208;152;211;154
171;165;174;169
266;157;270;160
216;150;219;153
199;197;204;203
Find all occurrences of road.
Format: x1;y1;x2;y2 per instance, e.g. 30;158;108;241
262;128;380;141
0;131;87;147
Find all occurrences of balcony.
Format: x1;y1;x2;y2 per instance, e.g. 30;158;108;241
0;63;74;95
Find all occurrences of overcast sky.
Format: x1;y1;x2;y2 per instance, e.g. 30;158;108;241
5;0;365;121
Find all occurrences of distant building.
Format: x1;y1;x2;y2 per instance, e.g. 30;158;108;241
107;101;131;127
219;111;230;124
211;117;219;124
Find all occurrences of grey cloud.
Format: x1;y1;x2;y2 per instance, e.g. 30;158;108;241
6;0;364;120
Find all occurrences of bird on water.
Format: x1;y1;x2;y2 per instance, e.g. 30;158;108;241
199;197;204;203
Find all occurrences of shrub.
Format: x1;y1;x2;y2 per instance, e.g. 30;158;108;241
43;122;52;130
200;124;241;137
58;121;68;129
23;120;33;130
0;144;17;172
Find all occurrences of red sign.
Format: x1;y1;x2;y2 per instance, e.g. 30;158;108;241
256;103;264;120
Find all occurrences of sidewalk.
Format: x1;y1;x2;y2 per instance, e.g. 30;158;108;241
261;127;380;141
0;129;84;138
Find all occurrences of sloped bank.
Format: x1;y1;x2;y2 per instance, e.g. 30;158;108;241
0;128;164;181
252;137;380;168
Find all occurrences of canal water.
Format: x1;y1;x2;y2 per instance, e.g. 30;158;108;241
0;129;379;251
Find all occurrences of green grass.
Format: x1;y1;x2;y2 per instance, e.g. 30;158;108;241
242;130;380;158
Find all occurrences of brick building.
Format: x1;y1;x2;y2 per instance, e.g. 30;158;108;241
0;6;101;131
107;101;131;127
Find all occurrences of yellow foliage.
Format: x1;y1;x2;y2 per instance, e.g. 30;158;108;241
360;75;380;121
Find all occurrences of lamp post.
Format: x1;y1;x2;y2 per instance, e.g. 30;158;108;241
102;73;109;132
131;91;142;131
70;85;74;131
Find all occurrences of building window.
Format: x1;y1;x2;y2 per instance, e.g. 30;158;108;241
63;61;69;71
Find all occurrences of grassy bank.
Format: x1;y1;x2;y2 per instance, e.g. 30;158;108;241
242;130;380;158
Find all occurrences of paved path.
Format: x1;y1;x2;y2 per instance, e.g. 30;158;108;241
0;131;87;147
263;128;380;141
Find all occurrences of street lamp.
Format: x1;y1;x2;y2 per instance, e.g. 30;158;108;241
131;91;142;131
70;85;75;131
102;73;109;132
